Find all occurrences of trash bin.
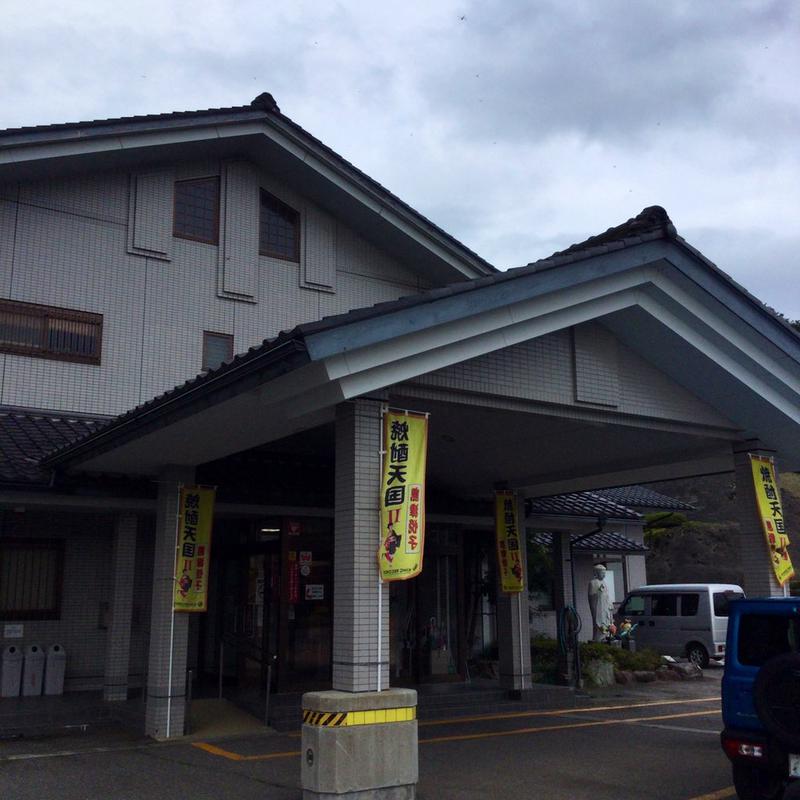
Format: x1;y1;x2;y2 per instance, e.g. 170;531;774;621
44;644;67;696
1;645;23;698
22;644;45;696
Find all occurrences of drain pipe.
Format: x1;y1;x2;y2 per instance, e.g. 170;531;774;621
568;517;605;689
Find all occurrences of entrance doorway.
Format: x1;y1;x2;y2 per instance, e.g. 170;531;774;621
201;516;333;710
390;527;468;683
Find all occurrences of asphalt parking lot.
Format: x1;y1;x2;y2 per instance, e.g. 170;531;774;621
0;673;733;800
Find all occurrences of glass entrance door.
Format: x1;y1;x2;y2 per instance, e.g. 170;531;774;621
389;527;465;683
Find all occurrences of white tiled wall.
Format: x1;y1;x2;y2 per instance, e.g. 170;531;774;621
412;322;734;427
0;159;432;416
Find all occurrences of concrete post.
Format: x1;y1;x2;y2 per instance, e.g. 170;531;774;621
103;513;137;701
497;493;532;692
732;441;784;597
145;465;194;739
332;398;389;692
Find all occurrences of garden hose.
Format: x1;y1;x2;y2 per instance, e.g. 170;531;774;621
558;605;582;688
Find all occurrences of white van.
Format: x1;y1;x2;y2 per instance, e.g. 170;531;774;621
616;583;745;667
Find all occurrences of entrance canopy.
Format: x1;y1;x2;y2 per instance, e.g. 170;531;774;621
45;207;800;493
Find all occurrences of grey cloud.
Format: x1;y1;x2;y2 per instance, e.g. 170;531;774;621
415;0;797;146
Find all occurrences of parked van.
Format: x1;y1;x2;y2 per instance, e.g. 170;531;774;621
616;583;744;667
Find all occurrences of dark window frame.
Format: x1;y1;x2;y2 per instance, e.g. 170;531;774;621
0;538;65;621
0;299;103;365
202;330;234;372
173;176;220;245
259;189;301;262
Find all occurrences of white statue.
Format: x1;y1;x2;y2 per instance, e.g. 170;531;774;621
587;563;614;642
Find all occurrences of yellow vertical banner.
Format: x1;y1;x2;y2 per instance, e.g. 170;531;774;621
173;486;216;611
377;410;428;581
495;490;524;593
749;454;795;586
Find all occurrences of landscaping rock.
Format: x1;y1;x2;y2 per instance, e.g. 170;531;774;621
584;659;615;687
633;670;657;683
668;662;703;680
615;670;634;685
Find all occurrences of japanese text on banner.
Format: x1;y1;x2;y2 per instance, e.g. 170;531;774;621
174;486;216;611
495;490;524;593
378;411;428;581
749;454;795;586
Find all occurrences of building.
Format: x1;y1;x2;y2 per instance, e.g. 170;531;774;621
1;95;799;756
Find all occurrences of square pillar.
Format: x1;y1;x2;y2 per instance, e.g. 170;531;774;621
304;400;416;800
332;398;389;692
733;442;784;597
497;493;532;692
103;513;137;701
145;465;194;739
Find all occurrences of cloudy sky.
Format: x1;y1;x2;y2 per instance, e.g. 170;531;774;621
2;0;799;316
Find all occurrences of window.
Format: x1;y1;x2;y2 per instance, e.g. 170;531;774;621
174;177;220;244
738;614;800;666
0;299;102;364
621;594;646;616
713;590;743;617
0;539;64;620
202;331;233;372
259;190;300;261
526;539;555;611
680;594;700;617
651;593;678;616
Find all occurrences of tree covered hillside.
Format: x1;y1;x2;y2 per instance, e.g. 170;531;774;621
642;473;800;593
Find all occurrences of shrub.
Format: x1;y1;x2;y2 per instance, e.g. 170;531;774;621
580;641;614;664
608;647;662;672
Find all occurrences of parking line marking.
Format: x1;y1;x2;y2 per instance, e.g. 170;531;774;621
418;696;720;727
686;788;736;800
192;708;721;761
418;709;719;745
192;741;300;762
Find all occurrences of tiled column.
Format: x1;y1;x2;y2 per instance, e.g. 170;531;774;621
497;493;532;692
145;466;194;739
332;398;389;692
103;513;137;701
733;442;784;597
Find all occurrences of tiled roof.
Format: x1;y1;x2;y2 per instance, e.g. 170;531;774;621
531;530;647;554
0;408;108;485
526;491;641;521
43;204;800;469
0;93;495;277
592;485;694;511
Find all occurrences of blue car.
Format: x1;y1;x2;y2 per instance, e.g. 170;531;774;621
721;597;800;799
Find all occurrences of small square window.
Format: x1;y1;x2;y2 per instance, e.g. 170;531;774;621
259;190;300;261
174;177;220;244
202;331;233;372
0;539;64;621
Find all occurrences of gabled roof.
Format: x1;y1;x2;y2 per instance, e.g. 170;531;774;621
0;408;107;486
0;93;494;282
531;530;647;554
41;205;800;476
592;485;694;511
526;491;641;522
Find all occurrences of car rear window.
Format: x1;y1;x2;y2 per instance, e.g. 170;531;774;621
713;591;744;617
738;614;800;666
